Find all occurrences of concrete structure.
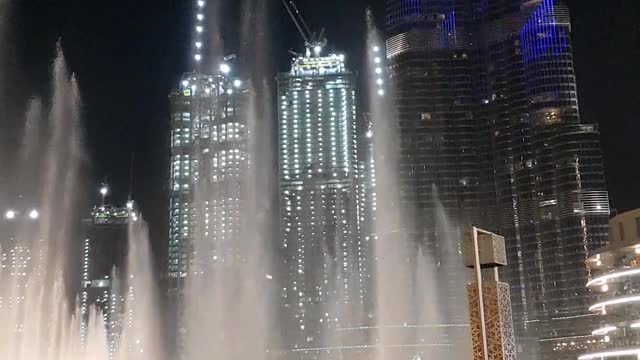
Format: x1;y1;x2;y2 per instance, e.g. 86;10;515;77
579;209;640;360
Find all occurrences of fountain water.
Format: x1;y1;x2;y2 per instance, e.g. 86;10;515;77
179;1;275;359
366;14;472;360
0;46;160;360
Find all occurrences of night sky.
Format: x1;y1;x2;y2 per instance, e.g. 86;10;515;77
1;0;638;263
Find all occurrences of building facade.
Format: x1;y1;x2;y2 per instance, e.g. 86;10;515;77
0;206;44;316
383;0;610;358
80;202;140;354
277;50;369;358
167;68;248;280
580;209;640;360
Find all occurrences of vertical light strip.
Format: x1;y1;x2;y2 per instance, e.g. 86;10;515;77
194;0;206;68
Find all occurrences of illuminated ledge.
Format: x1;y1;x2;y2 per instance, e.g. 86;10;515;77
291;344;452;352
579;347;640;359
589;295;640;312
587;268;640;287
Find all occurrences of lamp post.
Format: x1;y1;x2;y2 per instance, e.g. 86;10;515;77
464;226;516;360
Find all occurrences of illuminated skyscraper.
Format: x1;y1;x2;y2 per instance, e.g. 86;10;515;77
167;68;248;279
167;2;251;357
383;0;610;359
277;49;369;357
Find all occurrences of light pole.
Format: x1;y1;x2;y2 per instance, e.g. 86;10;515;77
100;185;109;205
464;226;516;360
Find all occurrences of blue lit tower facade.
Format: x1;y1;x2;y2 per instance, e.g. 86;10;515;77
477;1;610;359
384;0;485;353
277;50;368;358
384;1;610;359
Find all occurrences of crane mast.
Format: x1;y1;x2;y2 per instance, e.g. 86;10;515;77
281;0;327;56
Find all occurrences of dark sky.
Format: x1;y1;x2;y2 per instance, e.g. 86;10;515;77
2;0;639;261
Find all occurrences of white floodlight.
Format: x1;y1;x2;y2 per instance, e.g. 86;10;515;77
5;210;16;220
29;209;39;220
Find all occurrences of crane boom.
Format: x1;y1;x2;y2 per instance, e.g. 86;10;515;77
281;0;326;52
281;0;310;45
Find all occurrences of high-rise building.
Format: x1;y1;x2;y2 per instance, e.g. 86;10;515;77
80;202;140;354
581;209;640;360
277;49;369;357
0;205;44;315
167;68;248;279
383;1;610;359
166;1;253;357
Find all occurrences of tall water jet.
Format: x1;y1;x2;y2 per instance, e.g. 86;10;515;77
0;46;160;360
366;11;471;359
176;1;275;359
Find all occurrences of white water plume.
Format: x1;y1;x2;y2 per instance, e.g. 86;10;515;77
366;12;471;360
0;47;160;360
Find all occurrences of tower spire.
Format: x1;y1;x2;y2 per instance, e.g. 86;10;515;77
193;0;206;71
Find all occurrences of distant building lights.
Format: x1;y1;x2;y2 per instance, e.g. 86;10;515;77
219;63;231;74
29;209;39;220
5;209;16;220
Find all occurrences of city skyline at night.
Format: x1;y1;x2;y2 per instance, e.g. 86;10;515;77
0;1;638;360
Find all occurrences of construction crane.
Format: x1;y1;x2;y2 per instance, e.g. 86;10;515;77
281;0;327;56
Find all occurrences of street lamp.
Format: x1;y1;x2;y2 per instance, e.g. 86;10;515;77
464;227;515;360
